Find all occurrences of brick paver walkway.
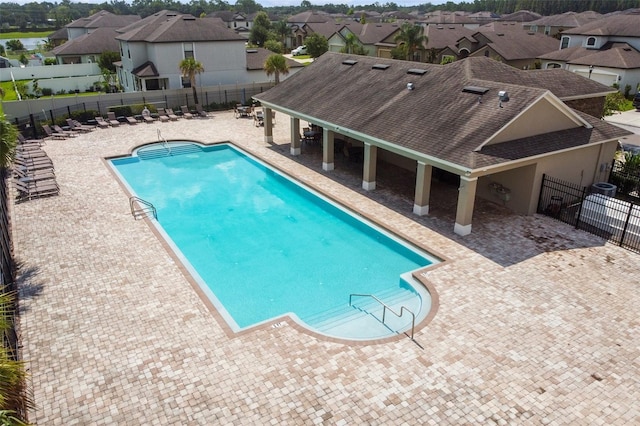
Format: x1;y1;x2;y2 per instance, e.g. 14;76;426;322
11;111;639;425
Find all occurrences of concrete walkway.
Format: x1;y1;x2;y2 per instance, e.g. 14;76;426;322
11;111;640;425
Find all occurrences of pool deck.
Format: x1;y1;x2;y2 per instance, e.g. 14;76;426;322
11;112;639;425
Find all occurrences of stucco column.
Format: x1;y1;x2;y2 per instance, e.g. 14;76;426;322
322;128;335;171
413;162;432;215
362;143;377;190
264;107;273;143
290;117;301;156
454;175;478;236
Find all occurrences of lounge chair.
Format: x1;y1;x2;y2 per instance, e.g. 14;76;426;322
13;163;54;177
166;109;179;120
106;112;121;126
94;116;110;128
156;108;170;123
180;105;193;119
14;179;59;202
195;104;208;118
14;157;53;169
42;124;66;140
17;134;45;146
125;116;138;125
53;125;78;138
66;119;94;132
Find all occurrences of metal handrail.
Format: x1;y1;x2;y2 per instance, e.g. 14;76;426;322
157;129;171;155
129;196;157;220
349;293;416;340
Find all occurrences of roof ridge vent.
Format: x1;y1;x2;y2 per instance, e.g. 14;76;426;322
407;68;428;75
462;86;489;94
372;63;390;70
342;59;358;65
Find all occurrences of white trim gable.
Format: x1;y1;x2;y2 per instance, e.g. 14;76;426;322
475;91;592;151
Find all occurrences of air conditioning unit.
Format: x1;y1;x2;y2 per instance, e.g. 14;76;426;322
591;182;617;197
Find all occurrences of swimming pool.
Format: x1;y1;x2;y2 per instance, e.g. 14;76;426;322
109;142;439;340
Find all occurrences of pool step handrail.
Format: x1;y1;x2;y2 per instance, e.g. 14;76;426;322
129;196;157;220
349;293;416;340
157;129;171;155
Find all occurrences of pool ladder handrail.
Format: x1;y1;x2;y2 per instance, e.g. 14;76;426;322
157;129;171;155
129;196;157;220
349;293;416;340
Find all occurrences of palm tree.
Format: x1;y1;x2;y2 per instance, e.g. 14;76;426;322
273;20;291;46
179;57;204;106
263;54;289;85
394;23;427;61
0;114;17;170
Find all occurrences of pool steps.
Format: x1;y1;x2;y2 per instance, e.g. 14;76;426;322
137;143;202;160
305;285;420;340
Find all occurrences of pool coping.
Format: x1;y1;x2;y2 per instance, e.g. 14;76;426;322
103;139;447;345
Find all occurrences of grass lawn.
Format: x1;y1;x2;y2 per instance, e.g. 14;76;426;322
0;31;51;39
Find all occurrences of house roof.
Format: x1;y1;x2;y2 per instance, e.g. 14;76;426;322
245;48;304;70
303;21;357;39
498;10;542;22
51;27;121;56
561;13;640;36
287;11;331;24
116;10;244;43
254;53;628;171
527;11;602;28
48;27;68;41
467;30;559;61
358;23;400;45
132;61;159;77
539;42;640;69
66;10;140;29
424;25;476;50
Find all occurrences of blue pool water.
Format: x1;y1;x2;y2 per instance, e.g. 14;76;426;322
110;143;438;338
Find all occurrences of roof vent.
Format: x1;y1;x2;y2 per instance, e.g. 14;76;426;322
372;64;390;70
407;68;428;75
462;86;490;95
342;59;358;66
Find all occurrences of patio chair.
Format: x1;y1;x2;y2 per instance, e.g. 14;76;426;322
253;110;264;127
125;115;138;125
42;124;66;140
14;179;59;203
106;112;121;126
156;108;170;123
166;108;179;120
180;105;194;119
66;118;94;132
17;134;46;146
53;124;78;138
94;116;110;128
195;104;208;118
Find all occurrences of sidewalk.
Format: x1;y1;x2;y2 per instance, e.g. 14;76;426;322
603;108;640;134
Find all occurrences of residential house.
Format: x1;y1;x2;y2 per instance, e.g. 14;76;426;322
51;11;141;65
456;28;558;69
539;12;640;93
524;11;601;37
497;10;542;22
207;11;279;39
288;11;332;46
327;22;407;56
421;10;497;29
414;25;477;63
47;27;68;48
246;48;304;82
115;11;248;92
254;53;629;236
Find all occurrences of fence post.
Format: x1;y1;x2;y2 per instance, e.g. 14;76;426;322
619;204;634;247
29;114;37;139
574;186;588;229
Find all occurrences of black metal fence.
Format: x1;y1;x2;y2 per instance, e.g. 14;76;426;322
11;84;274;140
609;158;640;203
538;174;640;253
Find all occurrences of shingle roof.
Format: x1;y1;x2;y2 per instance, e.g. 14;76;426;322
132;61;158;77
51;27;121;55
562;13;640;36
527;11;602;28
287;11;331;24
305;21;358;39
470;30;559;61
498;10;542;22
116;10;244;43
424;25;476;50
66;10;140;29
254;53;628;171
540;42;640;69
245;48;304;70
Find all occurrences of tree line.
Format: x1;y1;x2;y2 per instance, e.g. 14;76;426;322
1;0;636;30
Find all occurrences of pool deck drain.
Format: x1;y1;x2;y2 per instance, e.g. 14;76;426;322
11;111;640;425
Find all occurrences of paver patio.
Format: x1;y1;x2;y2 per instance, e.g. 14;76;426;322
11;111;639;425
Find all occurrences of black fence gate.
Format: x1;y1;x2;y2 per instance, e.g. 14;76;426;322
538;174;640;253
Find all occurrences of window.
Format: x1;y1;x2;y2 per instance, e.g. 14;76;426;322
544;26;550;35
183;43;194;59
484;50;490;57
547;63;562;69
560;36;569;49
586;37;596;47
530;25;538;32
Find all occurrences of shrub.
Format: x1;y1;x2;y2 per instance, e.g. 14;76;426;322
41;88;52;96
